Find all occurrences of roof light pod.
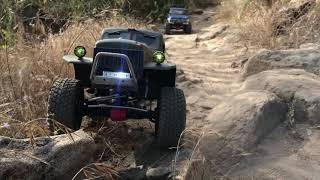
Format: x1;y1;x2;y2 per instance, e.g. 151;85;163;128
153;51;166;64
74;46;86;59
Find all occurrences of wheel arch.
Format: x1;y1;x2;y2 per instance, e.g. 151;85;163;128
63;55;93;87
144;62;177;99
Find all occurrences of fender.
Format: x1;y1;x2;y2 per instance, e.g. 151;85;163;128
63;55;93;87
63;55;93;65
144;62;176;99
144;62;176;71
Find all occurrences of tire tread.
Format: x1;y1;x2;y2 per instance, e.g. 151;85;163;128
157;87;186;148
47;78;83;132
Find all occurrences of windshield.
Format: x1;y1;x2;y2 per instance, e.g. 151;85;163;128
102;30;160;50
169;9;187;15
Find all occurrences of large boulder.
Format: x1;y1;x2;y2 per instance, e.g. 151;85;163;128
241;47;320;79
194;91;287;175
0;130;96;180
241;69;320;124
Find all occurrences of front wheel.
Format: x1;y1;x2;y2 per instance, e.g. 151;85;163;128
156;87;186;148
47;78;84;134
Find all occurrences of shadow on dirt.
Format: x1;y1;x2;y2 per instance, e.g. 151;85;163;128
166;30;197;35
134;140;176;167
90;121;190;179
117;138;191;179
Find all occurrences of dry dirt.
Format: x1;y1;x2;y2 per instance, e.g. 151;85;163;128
166;8;247;129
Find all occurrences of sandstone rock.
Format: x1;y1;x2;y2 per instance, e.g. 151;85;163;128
197;91;287;174
299;43;320;49
230;124;320;180
0;130;96;180
242;47;320;79
241;69;320;124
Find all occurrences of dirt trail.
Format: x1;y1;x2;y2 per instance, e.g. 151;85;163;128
166;7;320;180
166;8;247;129
107;7;251;177
103;6;320;179
104;7;320;180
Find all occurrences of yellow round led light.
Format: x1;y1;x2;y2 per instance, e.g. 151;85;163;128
153;51;166;64
74;46;86;58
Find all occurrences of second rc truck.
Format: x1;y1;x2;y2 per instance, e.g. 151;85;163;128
165;7;192;34
47;28;186;148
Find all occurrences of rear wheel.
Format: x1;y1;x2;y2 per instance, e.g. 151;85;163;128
165;24;171;34
184;24;192;34
156;87;186;148
47;78;84;134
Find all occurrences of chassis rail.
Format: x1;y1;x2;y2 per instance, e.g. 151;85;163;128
87;104;148;112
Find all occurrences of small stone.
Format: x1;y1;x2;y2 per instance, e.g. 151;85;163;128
146;167;172;180
174;175;183;180
187;96;200;105
307;129;312;136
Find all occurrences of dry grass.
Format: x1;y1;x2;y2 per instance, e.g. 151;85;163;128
216;0;242;21
0;15;146;138
218;0;320;49
72;162;119;180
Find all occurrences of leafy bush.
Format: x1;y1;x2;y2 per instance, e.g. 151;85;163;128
0;0;208;38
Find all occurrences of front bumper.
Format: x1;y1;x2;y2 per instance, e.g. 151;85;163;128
168;21;190;25
90;52;138;90
167;22;190;30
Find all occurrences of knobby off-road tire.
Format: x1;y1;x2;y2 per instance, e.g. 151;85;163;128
184;24;192;34
165;24;171;34
156;87;186;148
47;78;84;134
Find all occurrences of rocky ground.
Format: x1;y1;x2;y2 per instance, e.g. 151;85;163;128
168;5;320;180
1;4;320;180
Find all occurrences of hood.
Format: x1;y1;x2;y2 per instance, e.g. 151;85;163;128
169;14;189;20
95;39;154;62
